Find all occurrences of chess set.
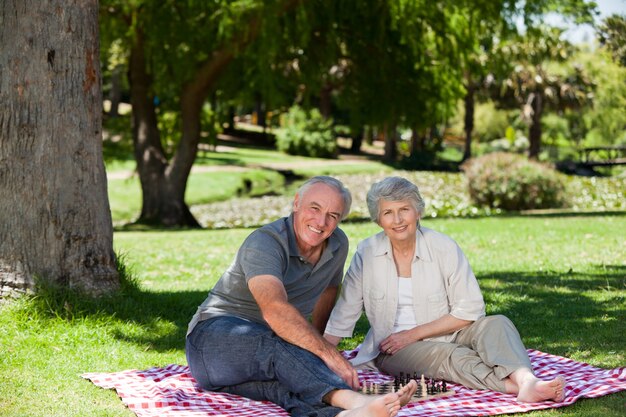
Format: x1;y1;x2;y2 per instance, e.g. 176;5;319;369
359;372;455;401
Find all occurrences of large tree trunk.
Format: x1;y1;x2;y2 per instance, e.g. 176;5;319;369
0;0;119;297
410;125;426;155
350;127;364;153
128;31;200;228
383;123;397;162
462;84;476;162
319;83;333;120
528;92;543;159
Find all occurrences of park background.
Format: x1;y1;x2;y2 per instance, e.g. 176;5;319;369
1;1;625;416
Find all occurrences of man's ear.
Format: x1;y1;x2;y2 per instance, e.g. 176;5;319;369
292;193;300;212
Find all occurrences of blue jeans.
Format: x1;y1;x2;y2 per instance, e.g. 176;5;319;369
186;316;349;417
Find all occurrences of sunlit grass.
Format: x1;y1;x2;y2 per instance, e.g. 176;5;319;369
1;214;624;416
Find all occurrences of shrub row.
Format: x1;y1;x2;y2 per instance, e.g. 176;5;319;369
192;158;625;229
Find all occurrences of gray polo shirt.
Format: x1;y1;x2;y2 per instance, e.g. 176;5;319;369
187;214;349;336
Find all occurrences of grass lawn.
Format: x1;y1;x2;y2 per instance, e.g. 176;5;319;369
1;214;624;417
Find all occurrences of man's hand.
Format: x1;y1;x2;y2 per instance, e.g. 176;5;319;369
322;348;360;390
249;275;360;390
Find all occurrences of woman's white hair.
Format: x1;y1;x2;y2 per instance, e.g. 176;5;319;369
366;177;425;222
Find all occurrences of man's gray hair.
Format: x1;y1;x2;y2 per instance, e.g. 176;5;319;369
296;176;352;220
366;177;425;222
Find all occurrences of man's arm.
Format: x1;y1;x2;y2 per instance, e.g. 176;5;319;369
248;274;359;389
311;285;338;334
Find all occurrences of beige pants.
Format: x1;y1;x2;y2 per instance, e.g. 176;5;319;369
375;315;532;392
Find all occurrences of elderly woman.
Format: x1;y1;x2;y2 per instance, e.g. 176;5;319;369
324;177;565;403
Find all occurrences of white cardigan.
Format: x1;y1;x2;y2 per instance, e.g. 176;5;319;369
325;227;486;366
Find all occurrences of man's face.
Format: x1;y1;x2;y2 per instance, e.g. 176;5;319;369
292;183;344;252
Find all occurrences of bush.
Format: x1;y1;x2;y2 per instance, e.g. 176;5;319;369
276;106;337;158
461;152;567;211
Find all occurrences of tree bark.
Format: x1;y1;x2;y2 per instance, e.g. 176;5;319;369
319;83;333;120
410;125;426;155
128;29;200;228
0;0;119;297
383;123;397;162
350;127;364;153
528;92;543;159
463;84;476;162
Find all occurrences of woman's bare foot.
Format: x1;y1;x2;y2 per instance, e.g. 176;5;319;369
517;376;566;403
336;393;401;417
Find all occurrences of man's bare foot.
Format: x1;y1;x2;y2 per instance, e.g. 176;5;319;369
396;379;418;406
517;376;566;403
337;393;401;417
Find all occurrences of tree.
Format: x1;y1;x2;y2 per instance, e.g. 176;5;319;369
597;14;626;67
101;0;296;227
0;0;119;297
459;0;598;161
487;26;594;158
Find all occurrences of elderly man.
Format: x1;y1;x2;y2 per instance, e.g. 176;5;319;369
186;176;416;417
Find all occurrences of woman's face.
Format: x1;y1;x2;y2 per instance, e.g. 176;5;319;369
378;199;420;243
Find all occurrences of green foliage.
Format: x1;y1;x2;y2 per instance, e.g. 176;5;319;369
157;111;182;157
275;106;337;158
597;14;626;67
473;101;512;142
462;152;567;210
579;49;626;147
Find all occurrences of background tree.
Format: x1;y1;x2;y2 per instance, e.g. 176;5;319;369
101;0;296;227
597;14;626;67
487;26;595;159
460;0;597;161
0;0;119;297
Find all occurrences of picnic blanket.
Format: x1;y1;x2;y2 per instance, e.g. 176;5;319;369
82;349;626;417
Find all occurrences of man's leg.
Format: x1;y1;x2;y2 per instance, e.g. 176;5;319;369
186;316;350;411
221;380;344;417
186;316;418;416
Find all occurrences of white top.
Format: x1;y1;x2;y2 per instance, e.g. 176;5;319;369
325;227;486;367
393;278;417;332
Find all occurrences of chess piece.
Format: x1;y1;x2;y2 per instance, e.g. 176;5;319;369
419;374;427;398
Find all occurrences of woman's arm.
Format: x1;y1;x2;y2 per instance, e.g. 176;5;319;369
380;314;472;355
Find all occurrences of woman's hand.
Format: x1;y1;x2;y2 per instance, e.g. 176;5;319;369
379;329;419;356
380;315;474;355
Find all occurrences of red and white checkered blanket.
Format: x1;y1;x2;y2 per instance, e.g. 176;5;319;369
82;349;625;417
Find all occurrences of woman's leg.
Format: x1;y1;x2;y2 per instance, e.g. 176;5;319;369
376;340;457;380
455;315;566;401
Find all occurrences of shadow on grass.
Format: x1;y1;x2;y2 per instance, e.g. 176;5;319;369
345;265;625;361
478;265;625;358
26;264;624;362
